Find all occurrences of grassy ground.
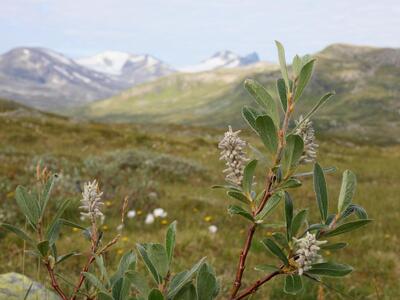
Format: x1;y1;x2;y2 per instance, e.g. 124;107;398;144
0;110;399;299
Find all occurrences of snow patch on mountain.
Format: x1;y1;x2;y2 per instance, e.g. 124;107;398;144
180;51;260;73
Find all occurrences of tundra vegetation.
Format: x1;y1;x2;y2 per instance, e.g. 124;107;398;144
3;42;397;300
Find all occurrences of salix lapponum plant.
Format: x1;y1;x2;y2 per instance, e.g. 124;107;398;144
1;165;218;300
0;42;371;300
215;41;371;300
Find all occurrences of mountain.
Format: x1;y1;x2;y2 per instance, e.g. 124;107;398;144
0;47;126;110
180;51;260;73
76;44;400;143
76;51;175;85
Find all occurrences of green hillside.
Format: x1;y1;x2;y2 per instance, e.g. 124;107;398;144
0;101;399;299
76;44;400;144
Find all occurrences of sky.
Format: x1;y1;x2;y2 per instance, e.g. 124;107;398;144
1;0;400;67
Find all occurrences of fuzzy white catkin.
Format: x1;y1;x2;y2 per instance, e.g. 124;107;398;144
218;126;248;185
293;232;327;275
80;180;104;219
295;116;318;164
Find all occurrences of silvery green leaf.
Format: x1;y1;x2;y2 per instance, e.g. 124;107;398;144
320;242;348;250
167;257;206;298
166;221;177;265
148;289;164;300
291;209;308;237
0;223;35;245
255;191;283;222
313;163;328;222
294;59;315;101
255;115;278;155
275;41;290;89
276;78;287;112
137;244;162;284
284;274;303;295
293;92;335;131
242;106;259;133
284;192;293;240
196;263;218;300
338;170;357;213
227;191;250;204
228;205;254;222
244;79;280;127
242;159;257;196
323;219;372;237
15;186;40;228
307;262;353;277
262;238;289;265
281;135;304;178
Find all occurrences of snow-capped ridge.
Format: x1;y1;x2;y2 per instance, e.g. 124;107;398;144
180;50;260;73
76;51;175;84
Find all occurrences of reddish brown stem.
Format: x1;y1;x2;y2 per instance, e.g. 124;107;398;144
70;255;95;300
232;271;281;300
45;263;68;300
230;224;257;298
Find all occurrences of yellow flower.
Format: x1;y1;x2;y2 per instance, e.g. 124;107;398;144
102;225;109;231
105;201;112;207
117;249;124;255
122;236;129;242
160;220;168;225
72;228;79;232
266;231;273;237
137;210;143;216
325;250;331;256
204;216;212;222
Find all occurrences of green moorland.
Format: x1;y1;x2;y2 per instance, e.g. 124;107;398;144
75;44;400;145
0;99;399;299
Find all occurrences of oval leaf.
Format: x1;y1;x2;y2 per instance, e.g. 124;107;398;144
313;163;328;222
338;170;357;213
307;262;353;277
255;115;278;154
262;238;289;265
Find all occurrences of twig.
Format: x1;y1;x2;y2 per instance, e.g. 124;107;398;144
45;262;68;300
70;235;120;300
230;224;257;297
232;270;281;300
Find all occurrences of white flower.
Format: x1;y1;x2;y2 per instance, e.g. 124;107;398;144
80;180;104;219
208;225;218;234
218;126;248;185
153;208;167;218
294;116;318;164
127;210;136;219
145;213;155;225
116;224;124;231
293;232;327;275
80;215;86;221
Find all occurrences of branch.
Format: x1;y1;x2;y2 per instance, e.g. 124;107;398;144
45;262;68;300
70;235;119;300
230;223;257;297
232;271;281;300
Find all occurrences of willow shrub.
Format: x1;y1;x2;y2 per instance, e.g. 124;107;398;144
1;42;371;300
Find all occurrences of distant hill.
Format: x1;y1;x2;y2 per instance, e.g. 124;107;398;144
0;47;264;110
75;44;400;143
76;51;175;85
0;47;127;110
